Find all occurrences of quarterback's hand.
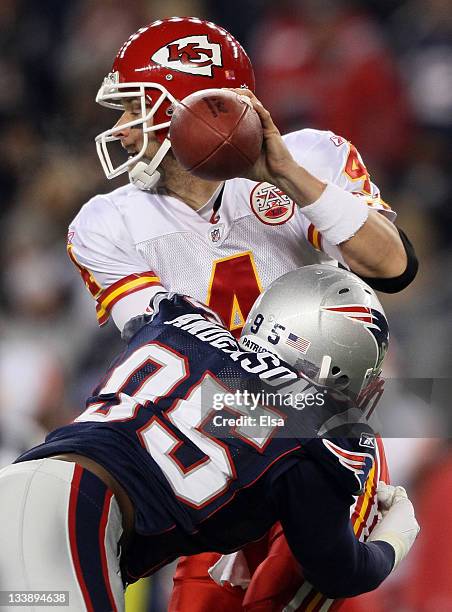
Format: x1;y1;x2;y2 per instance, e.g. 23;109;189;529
227;88;298;184
368;482;420;571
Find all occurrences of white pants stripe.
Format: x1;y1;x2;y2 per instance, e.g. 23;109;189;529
0;459;125;611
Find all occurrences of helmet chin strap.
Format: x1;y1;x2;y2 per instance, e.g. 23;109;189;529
129;161;161;191
128;138;171;191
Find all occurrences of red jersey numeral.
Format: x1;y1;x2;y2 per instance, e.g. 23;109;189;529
344;144;372;195
207;252;263;337
67;243;102;298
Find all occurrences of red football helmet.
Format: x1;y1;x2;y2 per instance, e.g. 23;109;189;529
95;17;255;189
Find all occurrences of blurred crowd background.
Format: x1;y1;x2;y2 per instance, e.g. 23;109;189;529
1;0;451;610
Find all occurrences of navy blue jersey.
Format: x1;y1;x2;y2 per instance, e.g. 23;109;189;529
17;295;376;555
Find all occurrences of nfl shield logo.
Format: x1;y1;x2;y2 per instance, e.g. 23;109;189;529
210;226;223;243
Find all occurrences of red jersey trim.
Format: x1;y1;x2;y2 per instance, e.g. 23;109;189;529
96;272;162;326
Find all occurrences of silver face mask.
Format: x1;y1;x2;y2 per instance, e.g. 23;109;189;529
240;265;389;400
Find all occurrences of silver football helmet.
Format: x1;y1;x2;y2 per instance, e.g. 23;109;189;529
240;265;389;399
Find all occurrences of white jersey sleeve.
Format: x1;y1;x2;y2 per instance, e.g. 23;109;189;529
283;129;396;265
67;193;164;328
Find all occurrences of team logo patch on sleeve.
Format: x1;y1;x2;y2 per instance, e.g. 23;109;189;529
323;439;374;491
250;182;295;225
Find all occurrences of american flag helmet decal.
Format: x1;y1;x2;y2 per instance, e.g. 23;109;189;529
285;332;311;354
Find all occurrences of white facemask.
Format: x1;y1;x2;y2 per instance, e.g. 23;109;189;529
95;74;176;190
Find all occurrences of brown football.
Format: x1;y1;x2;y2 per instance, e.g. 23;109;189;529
169;89;263;181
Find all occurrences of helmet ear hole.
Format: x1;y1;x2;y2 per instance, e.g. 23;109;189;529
338;288;349;294
331;366;341;375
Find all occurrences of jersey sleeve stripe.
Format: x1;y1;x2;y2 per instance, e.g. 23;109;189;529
282;580;334;611
96;272;162;325
352;462;374;535
355;438;384;541
307;224;323;252
306;592;326;611
376;437;389;482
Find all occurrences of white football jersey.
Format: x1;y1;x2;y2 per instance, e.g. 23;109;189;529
68;129;395;332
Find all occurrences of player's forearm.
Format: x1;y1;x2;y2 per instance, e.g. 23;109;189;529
302;535;396;599
271;460;399;600
338;210;407;278
274;165;407;278
290;484;397;598
303;482;421;599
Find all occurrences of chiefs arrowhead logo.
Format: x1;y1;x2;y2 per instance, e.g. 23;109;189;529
151;35;222;77
250;182;295;225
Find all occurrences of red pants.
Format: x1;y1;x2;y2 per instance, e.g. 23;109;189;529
170;525;343;611
170;439;389;612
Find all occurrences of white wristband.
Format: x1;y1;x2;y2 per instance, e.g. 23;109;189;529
301;182;369;245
